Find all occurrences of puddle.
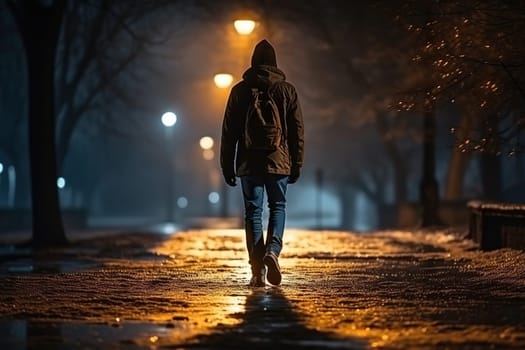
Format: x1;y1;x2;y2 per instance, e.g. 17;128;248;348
0;258;100;274
0;320;191;349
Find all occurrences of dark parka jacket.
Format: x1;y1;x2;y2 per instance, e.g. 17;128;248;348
220;64;304;177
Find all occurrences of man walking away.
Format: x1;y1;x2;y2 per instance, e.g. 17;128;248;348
220;39;304;287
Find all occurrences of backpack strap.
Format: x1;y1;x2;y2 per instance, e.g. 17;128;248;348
250;88;267;126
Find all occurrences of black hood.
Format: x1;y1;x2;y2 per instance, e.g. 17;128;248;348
251;39;277;67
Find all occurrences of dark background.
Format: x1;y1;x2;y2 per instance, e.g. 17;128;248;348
1;0;524;235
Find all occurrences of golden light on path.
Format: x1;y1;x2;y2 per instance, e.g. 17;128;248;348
214;73;234;88
233;19;256;35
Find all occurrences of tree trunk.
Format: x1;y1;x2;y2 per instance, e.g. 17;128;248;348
388;146;408;203
444;113;471;200
444;149;470;200
376;114;408;204
10;1;68;247
479;116;502;201
339;184;355;230
420;109;441;227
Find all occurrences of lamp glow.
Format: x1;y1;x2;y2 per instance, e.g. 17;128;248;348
208;192;220;204
214;73;233;88
199;136;214;150
57;177;66;189
202;149;214;160
161;112;177;127
177;197;188;209
234;20;256;35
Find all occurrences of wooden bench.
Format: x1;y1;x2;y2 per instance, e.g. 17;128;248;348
468;200;525;251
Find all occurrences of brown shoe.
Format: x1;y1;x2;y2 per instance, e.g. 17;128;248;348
248;267;266;287
248;274;266;287
263;251;281;286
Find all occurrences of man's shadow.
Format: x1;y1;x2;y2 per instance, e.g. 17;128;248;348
180;287;367;349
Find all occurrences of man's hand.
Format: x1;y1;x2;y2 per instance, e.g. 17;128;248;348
288;166;301;184
223;172;237;187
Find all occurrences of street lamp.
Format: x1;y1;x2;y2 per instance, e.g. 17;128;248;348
214;74;234;89
57;176;72;208
161;111;178;223
233;19;256;35
161;112;177;127
199;136;214;150
57;177;66;189
200;136;215;161
213;74;235;218
200;136;216;216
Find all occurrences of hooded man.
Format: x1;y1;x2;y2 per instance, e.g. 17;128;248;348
220;39;304;287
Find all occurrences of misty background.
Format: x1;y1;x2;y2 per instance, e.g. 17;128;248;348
1;0;524;233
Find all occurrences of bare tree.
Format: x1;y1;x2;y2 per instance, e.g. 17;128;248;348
277;1;424;225
0;12;27;208
7;0;68;247
4;0;191;247
400;0;525;200
54;1;193;168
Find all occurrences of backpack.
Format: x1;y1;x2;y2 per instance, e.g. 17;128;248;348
244;86;282;151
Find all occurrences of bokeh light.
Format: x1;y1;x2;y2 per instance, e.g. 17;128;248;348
57;177;66;189
202;149;214;160
199;136;214;150
208;192;220;204
161;112;177;127
177;196;188;209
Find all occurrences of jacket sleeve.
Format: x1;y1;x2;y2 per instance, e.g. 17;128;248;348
287;87;304;169
220;88;241;176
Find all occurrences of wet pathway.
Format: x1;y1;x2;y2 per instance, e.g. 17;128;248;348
1;228;525;349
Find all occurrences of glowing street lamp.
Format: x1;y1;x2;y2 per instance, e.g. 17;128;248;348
200;136;214;161
212;73;233;218
161;111;178;223
234;19;256;35
57;177;66;189
199;136;214;150
200;136;217;215
177;196;188;209
208;192;220;204
214;73;234;89
161;112;177;127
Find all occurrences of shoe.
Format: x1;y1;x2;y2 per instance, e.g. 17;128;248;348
249;274;266;287
248;267;266;287
263;251;281;286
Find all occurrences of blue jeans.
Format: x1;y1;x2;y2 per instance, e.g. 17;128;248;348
241;174;288;274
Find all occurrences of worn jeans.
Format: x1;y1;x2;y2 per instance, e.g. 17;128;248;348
241;174;288;274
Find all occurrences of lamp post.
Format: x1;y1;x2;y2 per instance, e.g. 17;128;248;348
161;111;177;223
200;136;215;216
213;74;234;217
420;107;441;227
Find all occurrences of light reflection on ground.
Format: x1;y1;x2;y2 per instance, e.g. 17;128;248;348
0;228;525;348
